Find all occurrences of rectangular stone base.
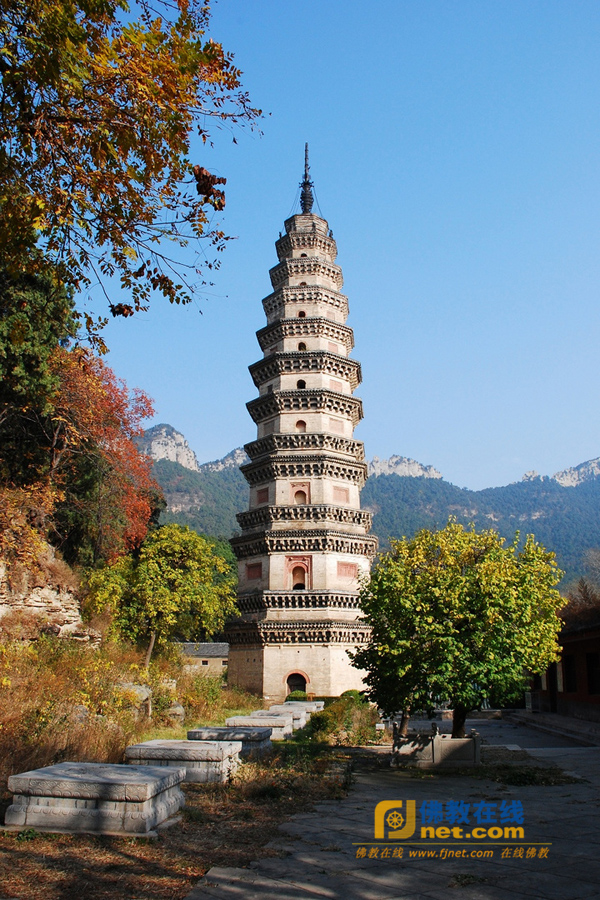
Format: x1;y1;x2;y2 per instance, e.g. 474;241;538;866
267;706;308;728
6;762;186;835
280;701;324;712
187;727;273;758
125;740;242;783
393;732;481;768
225;715;293;740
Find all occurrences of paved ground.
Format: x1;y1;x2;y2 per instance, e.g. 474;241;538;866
187;718;600;900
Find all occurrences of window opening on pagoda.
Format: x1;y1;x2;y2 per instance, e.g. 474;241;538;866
292;567;306;590
298;342;307;351
294;490;307;505
299;281;307;286
295;420;307;433
298;311;306;318
300;253;307;258
297;379;306;389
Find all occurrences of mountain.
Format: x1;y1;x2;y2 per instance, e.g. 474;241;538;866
551;458;600;488
137;424;201;472
142;427;600;584
367;455;442;479
361;474;600;582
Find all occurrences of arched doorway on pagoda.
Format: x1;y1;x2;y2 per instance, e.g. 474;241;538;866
286;671;308;694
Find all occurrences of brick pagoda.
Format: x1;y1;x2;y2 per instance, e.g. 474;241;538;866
226;148;377;701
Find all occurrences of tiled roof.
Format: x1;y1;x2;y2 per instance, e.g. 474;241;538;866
179;642;229;658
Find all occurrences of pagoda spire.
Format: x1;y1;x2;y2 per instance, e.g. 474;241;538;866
299;142;314;214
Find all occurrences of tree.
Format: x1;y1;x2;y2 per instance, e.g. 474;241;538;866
86;523;238;664
0;260;77;428
352;520;564;737
0;0;260;333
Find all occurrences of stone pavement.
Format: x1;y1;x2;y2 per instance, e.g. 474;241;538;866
186;719;600;900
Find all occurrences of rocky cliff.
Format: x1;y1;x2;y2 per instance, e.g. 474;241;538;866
368;455;443;479
137;423;201;472
552;458;600;488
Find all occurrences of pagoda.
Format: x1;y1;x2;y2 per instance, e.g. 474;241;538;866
226;147;377;701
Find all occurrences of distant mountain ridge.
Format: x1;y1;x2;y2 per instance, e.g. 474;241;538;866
142;426;600;583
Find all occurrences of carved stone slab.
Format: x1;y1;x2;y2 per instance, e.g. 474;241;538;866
187;727;273;759
5;762;186;834
125;740;242;783
225;715;293;740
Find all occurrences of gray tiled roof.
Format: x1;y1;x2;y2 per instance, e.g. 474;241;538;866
179;642;229;658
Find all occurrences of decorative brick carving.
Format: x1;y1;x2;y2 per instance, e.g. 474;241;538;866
275;231;337;261
236;504;372;530
257;317;354;353
231;529;378;560
236;591;363;612
269;258;343;290
226;620;371;647
262;286;348;319
241;455;368;487
244;432;365;461
249;351;361;389
247;389;363;427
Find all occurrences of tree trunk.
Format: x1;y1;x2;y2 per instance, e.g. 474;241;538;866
144;631;157;669
452;703;468;738
398;710;410;736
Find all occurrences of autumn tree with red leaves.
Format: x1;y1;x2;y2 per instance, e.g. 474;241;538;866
48;348;162;565
0;265;161;570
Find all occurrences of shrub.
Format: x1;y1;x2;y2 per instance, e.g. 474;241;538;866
285;691;307;701
301;694;378;745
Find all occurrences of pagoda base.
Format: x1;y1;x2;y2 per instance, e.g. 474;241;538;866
227;641;367;702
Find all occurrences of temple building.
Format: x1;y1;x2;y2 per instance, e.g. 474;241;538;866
226;148;377;701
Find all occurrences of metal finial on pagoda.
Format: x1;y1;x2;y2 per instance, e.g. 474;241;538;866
299;142;314;214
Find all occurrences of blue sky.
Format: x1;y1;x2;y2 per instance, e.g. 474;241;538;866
97;0;600;490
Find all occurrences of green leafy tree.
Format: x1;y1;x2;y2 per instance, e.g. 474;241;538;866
352;520;564;737
86;523;238;664
0;261;77;430
0;0;260;335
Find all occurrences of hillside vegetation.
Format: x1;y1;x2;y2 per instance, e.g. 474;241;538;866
152;459;600;583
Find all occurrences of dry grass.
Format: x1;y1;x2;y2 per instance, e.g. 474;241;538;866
0;635;260;795
0;745;351;900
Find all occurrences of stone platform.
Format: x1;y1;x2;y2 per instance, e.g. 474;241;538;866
266;706;308;728
225;715;293;740
282;701;324;711
393;730;481;767
5;762;185;836
125;739;242;783
187;726;272;758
